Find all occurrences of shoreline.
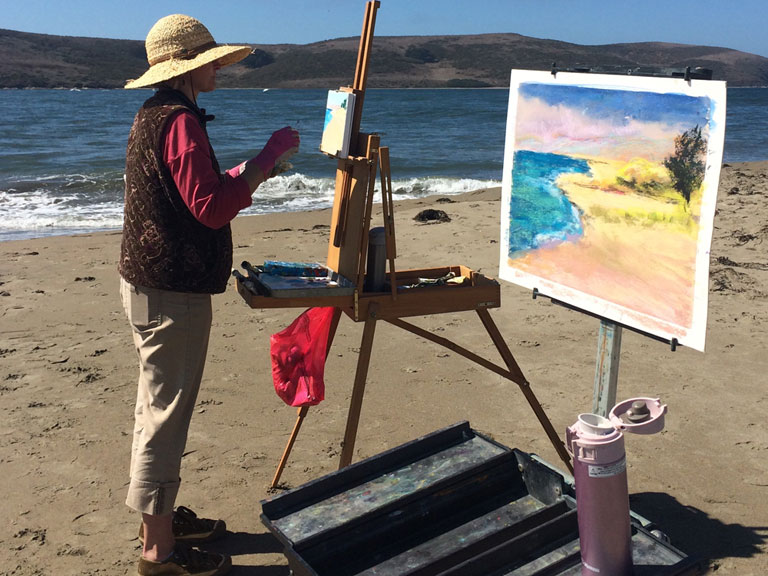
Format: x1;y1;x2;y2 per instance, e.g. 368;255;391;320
0;173;503;244
4;159;768;245
1;165;768;573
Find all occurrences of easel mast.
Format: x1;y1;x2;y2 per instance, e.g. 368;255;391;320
326;1;380;285
350;0;378;146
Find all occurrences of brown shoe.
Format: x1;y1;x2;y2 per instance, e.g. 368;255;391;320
137;545;231;576
139;506;227;545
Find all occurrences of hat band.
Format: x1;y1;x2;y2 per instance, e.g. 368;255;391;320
149;40;218;66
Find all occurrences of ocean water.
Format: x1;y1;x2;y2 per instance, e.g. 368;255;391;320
506;150;590;256
0;86;766;242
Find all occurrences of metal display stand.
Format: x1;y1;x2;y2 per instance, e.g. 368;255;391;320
536;64;713;415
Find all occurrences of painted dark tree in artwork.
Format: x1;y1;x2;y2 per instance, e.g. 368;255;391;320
664;125;707;204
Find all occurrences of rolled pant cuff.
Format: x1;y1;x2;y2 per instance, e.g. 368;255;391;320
125;477;180;516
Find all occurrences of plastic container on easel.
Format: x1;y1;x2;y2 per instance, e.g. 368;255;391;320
364;226;387;292
566;397;667;576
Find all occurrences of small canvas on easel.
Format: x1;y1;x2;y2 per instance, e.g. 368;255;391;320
499;70;726;351
320;90;356;158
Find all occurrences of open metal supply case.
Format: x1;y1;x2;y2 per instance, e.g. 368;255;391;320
260;422;701;576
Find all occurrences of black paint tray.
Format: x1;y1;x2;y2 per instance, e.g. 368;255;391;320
260;422;701;575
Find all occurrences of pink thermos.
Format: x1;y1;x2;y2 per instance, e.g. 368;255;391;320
566;397;667;576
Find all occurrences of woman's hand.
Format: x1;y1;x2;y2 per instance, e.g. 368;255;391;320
254;126;300;177
238;126;300;192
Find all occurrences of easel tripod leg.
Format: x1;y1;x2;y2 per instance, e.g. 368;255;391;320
476;309;573;474
339;303;379;469
271;405;309;489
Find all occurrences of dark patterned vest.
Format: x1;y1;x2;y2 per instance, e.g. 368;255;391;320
119;89;233;294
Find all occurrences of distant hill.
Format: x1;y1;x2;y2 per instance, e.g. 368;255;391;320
2;28;767;89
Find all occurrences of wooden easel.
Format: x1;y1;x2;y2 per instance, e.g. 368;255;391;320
235;1;573;487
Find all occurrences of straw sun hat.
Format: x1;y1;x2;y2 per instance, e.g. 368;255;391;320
125;14;252;89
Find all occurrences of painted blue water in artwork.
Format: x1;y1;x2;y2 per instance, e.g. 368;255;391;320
323;107;333;130
507;150;590;257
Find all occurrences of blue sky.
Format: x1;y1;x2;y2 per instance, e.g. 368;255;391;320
2;0;767;58
515;82;713;161
519;83;711;126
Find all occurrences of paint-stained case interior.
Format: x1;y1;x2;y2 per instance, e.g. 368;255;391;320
260;422;700;575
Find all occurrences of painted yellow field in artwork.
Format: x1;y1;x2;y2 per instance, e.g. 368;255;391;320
509;158;703;330
320;110;346;155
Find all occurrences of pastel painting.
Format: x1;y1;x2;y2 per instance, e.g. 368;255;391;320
499;70;727;351
320;90;355;158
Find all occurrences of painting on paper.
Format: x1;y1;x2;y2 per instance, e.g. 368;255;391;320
320;90;356;158
499;70;726;351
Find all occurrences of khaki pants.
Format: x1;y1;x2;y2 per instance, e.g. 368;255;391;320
120;278;212;516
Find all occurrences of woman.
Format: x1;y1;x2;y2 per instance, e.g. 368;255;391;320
120;14;299;576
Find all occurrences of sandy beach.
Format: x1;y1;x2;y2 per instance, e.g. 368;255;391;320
1;162;767;574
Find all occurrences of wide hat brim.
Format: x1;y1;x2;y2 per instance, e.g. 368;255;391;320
125;44;252;89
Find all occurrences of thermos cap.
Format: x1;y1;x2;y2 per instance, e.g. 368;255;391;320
609;397;667;435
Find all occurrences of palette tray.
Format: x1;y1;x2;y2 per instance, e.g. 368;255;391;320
239;261;356;298
260;422;700;576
